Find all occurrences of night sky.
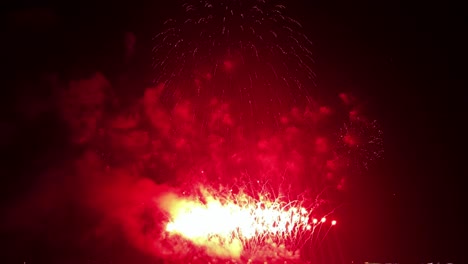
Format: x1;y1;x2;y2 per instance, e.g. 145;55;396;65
1;0;465;263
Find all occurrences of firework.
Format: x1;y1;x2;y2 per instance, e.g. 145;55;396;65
0;2;385;264
156;183;336;262
336;117;384;172
94;0;383;263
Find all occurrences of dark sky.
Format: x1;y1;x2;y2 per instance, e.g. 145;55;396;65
1;0;466;263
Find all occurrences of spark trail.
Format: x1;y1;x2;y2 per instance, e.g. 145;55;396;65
152;0;316;128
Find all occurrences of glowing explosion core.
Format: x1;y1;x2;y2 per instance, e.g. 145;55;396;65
158;184;337;261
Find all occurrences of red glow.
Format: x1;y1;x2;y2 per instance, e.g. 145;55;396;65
339;92;352;105
349;110;359;120
344;134;357;146
326;159;337;170
319;106;331;115
224;60;233;71
315;137;328;153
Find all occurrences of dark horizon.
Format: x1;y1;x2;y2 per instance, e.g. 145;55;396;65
1;0;465;263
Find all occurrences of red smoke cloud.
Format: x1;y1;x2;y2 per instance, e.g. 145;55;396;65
2;72;382;263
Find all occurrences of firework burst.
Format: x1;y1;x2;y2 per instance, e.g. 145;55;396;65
0;2;384;264
110;0;384;262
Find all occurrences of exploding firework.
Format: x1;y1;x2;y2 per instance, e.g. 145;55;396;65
0;1;384;264
119;1;384;262
59;1;384;263
155;183;337;263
